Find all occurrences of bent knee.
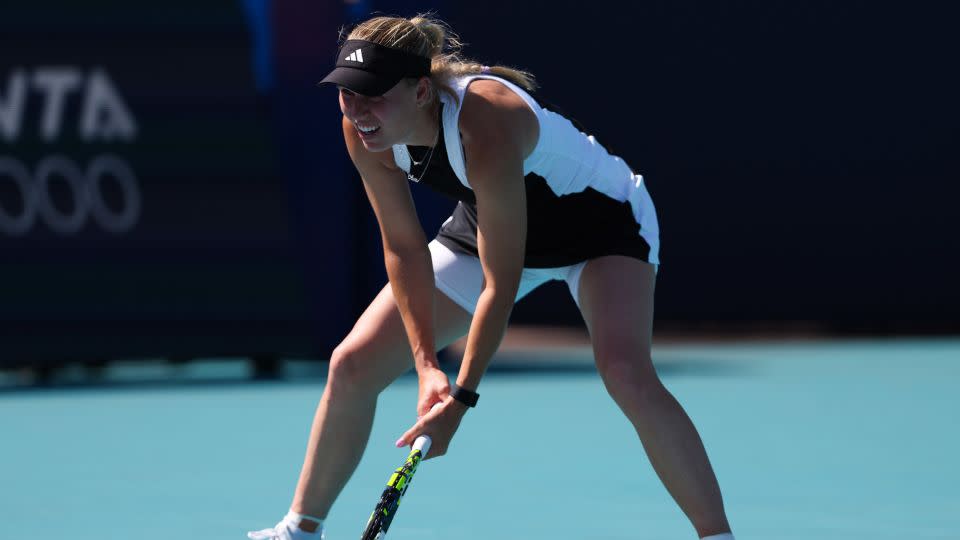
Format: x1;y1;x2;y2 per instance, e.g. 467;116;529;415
327;344;390;396
594;347;661;394
597;359;671;414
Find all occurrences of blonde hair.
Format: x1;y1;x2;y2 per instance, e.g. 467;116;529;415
345;13;537;104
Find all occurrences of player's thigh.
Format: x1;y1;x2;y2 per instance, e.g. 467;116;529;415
576;255;658;381
330;283;472;394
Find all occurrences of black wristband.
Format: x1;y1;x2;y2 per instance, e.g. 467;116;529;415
450;383;480;407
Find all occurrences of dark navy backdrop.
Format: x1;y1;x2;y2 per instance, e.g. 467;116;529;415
2;1;956;369
439;1;960;332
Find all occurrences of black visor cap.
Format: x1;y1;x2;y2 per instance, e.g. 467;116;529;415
319;40;432;96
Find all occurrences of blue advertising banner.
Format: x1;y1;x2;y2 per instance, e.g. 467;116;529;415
0;1;333;365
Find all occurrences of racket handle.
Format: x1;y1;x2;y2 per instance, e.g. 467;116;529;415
413;434;432;457
411;402;442;456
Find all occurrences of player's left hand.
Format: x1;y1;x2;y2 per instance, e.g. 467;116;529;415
395;395;469;459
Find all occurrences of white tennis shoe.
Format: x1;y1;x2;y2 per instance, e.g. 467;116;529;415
247;518;324;540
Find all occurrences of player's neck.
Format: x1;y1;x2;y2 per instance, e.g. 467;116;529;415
406;99;440;147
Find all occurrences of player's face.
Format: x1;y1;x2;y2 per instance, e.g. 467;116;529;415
339;79;420;152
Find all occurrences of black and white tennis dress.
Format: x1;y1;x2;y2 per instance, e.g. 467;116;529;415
392;74;659;313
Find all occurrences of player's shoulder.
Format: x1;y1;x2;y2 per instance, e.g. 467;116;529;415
461;78;532;121
459;78;538;151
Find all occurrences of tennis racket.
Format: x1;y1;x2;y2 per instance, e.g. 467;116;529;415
359;433;433;540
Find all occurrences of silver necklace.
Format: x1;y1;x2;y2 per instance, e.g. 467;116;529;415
407;140;437;183
407;104;441;183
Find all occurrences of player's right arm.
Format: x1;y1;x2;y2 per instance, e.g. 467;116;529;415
341;117;445;396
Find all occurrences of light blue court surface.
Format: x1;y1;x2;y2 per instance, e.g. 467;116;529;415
2;338;959;539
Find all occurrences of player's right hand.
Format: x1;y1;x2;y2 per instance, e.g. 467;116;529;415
416;366;450;418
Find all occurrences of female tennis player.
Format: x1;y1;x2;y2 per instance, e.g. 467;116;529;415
249;13;734;540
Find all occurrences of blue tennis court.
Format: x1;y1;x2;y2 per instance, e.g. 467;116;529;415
3;337;958;539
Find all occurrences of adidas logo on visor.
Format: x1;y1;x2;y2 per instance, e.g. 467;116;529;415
345;49;364;63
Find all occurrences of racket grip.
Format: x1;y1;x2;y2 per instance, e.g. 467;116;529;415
413;434;432;457
412;402;442;456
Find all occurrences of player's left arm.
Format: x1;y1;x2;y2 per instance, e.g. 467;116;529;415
455;80;539;393
395;80;538;457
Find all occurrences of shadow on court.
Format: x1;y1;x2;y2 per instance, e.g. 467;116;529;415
481;359;753;379
0;354;751;396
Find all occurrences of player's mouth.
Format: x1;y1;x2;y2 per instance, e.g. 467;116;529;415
355;122;381;138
